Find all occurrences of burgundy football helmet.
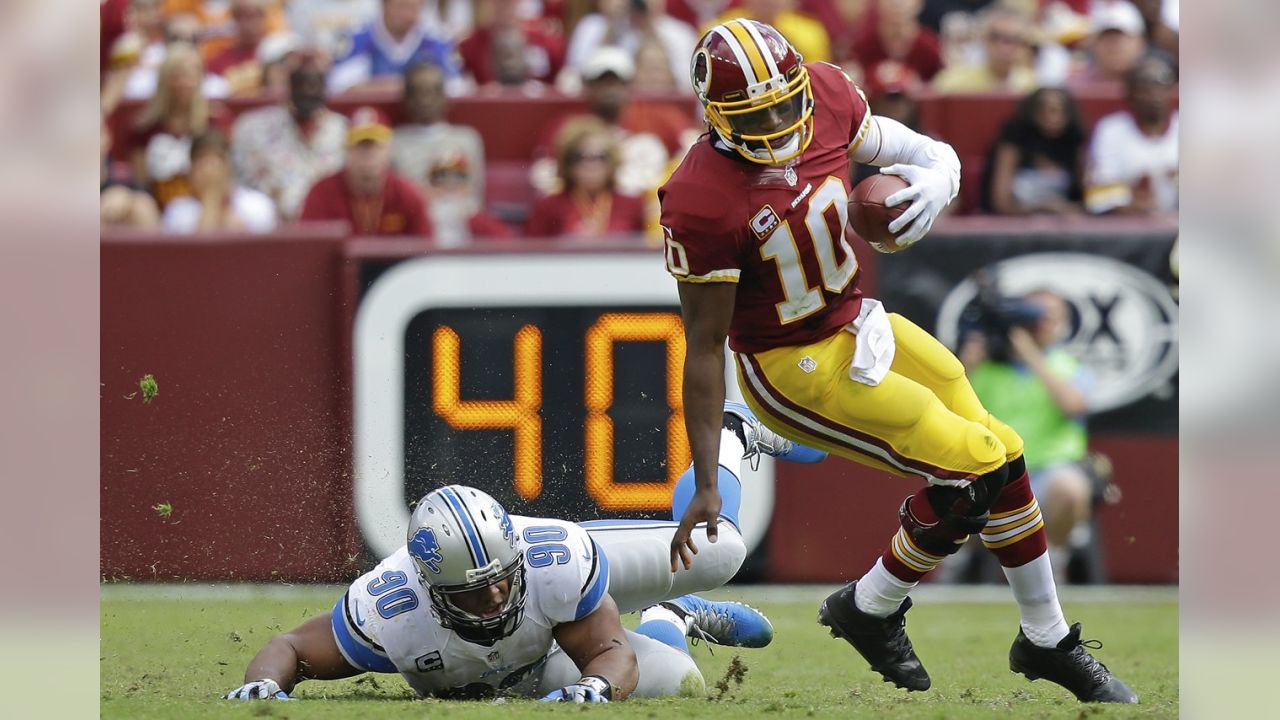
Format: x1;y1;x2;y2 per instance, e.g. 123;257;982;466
691;19;814;164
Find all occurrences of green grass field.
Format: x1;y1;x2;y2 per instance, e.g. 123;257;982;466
101;585;1177;719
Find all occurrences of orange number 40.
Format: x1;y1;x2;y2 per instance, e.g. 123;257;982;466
431;313;689;509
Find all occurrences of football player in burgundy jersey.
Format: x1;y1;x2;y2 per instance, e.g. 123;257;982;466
660;19;1137;704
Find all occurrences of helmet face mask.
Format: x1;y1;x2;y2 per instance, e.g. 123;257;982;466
407;486;527;646
693;20;815;165
426;559;526;646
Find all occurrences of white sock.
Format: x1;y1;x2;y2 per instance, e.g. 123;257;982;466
853;558;916;617
1003;552;1070;648
641;604;691;635
718;428;746;474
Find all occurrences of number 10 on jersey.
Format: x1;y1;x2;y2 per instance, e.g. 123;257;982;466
760;177;858;324
662;176;858;325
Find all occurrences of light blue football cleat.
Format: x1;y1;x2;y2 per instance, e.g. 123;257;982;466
724;400;827;464
660;594;775;648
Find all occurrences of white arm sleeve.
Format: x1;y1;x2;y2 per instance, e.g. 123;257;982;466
1083;116;1134;213
850;115;961;202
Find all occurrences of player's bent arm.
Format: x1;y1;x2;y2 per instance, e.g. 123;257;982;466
848;115;961;246
241;613;363;693
850;115;961;185
550;594;639;700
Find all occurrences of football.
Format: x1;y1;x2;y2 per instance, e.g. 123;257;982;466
848;174;912;253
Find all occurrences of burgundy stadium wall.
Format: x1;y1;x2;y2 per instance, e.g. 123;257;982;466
101;229;1178;584
101;227;363;582
767;433;1178;585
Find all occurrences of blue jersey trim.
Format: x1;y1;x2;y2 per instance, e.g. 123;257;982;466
574;541;610;620
441;486;489;568
330;595;398;673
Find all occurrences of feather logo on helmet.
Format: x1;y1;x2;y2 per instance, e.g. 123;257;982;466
691;48;712;101
408;527;445;574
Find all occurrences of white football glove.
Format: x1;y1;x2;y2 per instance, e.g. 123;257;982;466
224;678;295;701
879;163;955;249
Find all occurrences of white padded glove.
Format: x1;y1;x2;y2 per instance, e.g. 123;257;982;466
879;163;954;248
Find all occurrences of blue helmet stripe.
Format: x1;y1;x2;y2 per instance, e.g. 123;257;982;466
441;487;488;567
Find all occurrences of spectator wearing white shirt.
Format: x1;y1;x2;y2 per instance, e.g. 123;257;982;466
392;62;486;201
566;0;696;94
164;129;278;233
1085;53;1178;215
231;59;349;220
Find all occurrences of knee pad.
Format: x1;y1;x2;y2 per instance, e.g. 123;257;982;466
980;412;1024;462
626;630;705;698
964;423;1008;472
901;464;1011;555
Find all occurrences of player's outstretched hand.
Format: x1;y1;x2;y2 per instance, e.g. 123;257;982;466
671;488;722;573
879;163;952;248
540;684;611;703
223;678;295;701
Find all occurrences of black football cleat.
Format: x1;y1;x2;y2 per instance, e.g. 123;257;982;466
1009;622;1139;703
818;582;931;691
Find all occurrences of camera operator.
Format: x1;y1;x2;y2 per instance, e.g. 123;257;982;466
959;287;1113;583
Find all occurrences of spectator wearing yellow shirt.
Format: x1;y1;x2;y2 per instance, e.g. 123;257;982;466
715;0;831;63
932;7;1037;93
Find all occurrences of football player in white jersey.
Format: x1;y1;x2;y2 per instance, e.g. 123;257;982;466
224;402;826;702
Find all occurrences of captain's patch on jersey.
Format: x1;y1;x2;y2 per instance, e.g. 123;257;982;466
415;651;444;673
750;205;781;239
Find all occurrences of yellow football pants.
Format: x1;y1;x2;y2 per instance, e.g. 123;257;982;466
735;313;1024;486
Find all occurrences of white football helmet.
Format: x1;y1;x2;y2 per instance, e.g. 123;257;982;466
406;485;525;645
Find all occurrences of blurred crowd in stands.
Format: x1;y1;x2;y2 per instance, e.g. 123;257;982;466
100;0;1179;240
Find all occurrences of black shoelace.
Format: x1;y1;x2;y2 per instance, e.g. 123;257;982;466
1069;638;1112;685
885;611;915;656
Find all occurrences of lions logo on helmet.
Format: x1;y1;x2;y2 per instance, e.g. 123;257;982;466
408;527;445;574
406;485;528;646
493;502;515;548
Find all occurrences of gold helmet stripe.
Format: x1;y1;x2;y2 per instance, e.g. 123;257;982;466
725;20;770;86
738;19;783;79
710;25;760;86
